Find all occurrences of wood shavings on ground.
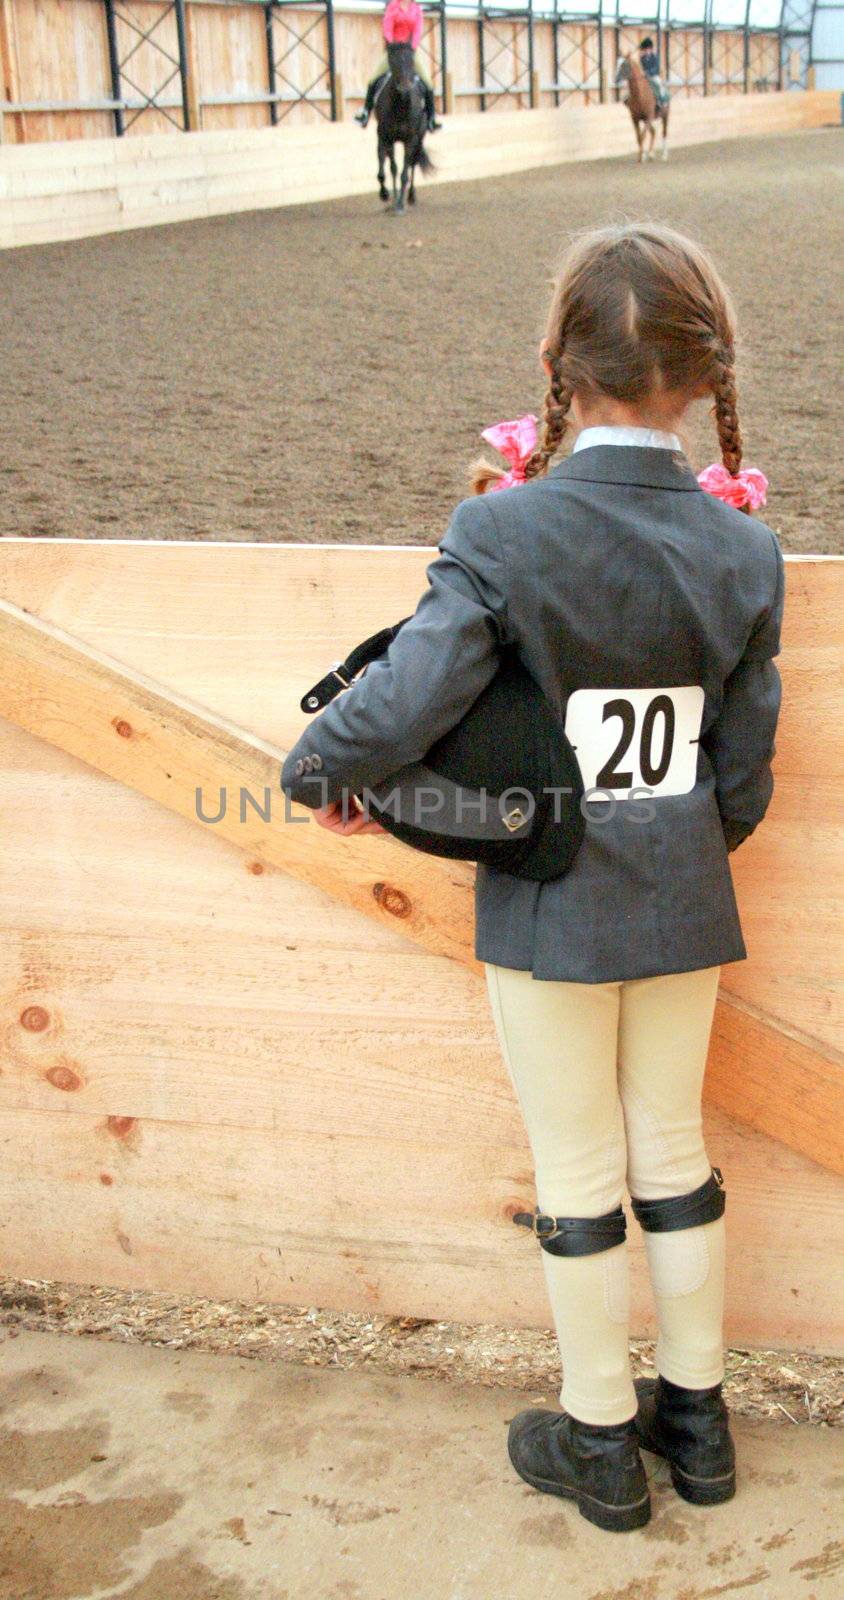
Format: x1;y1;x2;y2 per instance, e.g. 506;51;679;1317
1;1277;840;1427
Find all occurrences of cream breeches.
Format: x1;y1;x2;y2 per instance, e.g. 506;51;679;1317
484;962;726;1425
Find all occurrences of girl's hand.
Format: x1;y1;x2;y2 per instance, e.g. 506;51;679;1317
313;798;387;837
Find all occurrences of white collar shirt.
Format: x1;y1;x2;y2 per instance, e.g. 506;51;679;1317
572;425;683;454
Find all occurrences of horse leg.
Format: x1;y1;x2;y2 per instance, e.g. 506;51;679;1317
648;120;656;160
635;119;645;163
661;108;670;161
377;135;389;203
394;144;410;213
389;146;398;209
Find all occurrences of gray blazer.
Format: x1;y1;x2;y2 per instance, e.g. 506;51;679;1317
281;445;785;982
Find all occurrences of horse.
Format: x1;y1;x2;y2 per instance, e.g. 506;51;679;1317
615;53;670;163
375;41;434;214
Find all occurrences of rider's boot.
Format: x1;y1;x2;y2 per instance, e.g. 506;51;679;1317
634;1376;736;1505
355;79;377;127
508;1409;651;1533
507;1201;650;1532
422;82;442;132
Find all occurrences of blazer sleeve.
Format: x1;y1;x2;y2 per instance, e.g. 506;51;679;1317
700;526;786;853
280;497;511;809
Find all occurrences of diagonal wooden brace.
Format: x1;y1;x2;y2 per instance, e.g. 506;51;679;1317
0;594;841;1174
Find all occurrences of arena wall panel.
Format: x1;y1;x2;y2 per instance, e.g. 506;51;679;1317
0;88;839;249
0;538;841;1353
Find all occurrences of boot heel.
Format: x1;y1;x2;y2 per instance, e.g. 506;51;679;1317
669;1462;736;1505
577;1488;652;1533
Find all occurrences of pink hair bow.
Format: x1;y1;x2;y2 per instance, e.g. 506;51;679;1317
480;414;538;491
697;462;768;512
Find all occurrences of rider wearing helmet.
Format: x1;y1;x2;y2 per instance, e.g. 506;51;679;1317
638;37;668;108
355;0;442;132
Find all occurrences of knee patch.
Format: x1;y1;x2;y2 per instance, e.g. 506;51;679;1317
513;1203;626;1257
630;1167;725;1233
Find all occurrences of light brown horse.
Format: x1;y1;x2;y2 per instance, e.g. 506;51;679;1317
615;53;669;163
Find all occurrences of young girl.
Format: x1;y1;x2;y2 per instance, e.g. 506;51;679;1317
355;0;441;131
281;224;784;1534
638;36;668;105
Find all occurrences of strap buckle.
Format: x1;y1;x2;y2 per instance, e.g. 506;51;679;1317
513;1207;560;1240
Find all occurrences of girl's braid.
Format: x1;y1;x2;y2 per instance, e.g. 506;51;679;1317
713;357;743;478
523;355;573;481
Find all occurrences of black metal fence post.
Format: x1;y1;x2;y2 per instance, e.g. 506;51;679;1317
103;0;124;136
174;0;191;130
527;0;535;106
265;4;278;125
439;1;449;111
325;0;339;120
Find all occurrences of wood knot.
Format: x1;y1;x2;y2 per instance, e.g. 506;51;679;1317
112;718;133;739
45;1063;83;1093
20;1005;50;1032
372;882;411;919
247;861;264;875
99;1173;114;1186
106;1115;136;1141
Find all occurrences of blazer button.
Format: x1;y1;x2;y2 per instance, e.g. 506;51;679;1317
294;759;305;776
303;756;314;773
311;753;323;771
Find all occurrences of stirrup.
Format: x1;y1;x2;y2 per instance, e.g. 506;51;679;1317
512;1202;627;1257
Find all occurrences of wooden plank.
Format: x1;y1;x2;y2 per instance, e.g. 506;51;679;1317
0;0;23;143
0;1100;840;1352
0;709;838;1175
0;545;841;1178
708;995;844;1174
1;543;838;1040
183;0;202;133
1;87;839;247
0;594;476;969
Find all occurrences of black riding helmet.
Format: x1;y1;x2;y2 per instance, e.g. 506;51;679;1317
639;37;654;49
299;619;586;882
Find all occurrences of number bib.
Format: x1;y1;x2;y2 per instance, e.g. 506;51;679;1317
564;686;704;799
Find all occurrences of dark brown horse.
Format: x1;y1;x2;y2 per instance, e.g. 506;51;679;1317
375;42;434;213
615;53;669;163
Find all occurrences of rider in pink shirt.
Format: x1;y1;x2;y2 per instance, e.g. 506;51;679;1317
383;0;424;49
355;0;442;131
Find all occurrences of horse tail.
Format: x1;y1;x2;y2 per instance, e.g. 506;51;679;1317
417;146;435;176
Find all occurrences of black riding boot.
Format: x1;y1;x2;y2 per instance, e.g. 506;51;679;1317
422;82;442;132
508;1408;651;1533
634;1374;736;1505
355;77;379;127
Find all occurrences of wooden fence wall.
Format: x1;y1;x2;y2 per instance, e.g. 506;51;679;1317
0;539;841;1354
0;0;784;143
1;88;838;250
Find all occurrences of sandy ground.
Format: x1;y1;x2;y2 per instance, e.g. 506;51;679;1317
1;1328;842;1600
1;128;842;554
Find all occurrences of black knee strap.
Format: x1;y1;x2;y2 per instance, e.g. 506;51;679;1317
512;1203;626;1257
630;1167;725;1234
